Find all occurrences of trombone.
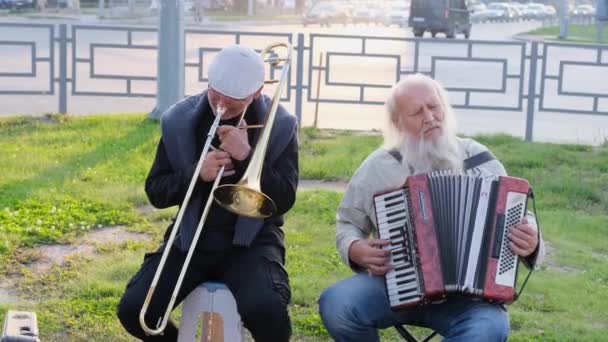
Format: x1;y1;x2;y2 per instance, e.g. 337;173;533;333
139;41;293;336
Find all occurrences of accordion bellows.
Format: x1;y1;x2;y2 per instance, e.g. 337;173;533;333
373;172;530;309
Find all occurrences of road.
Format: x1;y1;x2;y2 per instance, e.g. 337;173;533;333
0;18;607;145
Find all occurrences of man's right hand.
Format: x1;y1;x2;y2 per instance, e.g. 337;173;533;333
200;151;235;182
348;239;393;276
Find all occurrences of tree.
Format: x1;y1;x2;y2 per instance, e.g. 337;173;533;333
296;0;304;14
233;0;248;13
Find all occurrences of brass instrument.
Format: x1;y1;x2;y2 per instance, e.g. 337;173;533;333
139;41;293;336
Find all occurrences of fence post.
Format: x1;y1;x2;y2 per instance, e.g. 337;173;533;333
525;41;539;142
294;33;304;128
313;51;323;129
149;0;184;120
58;24;68;114
558;0;569;39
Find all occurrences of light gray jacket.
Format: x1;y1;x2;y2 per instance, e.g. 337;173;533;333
336;137;545;271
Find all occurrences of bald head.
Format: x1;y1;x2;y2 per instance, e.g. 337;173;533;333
384;74;456;145
389;75;451;135
382;74;462;172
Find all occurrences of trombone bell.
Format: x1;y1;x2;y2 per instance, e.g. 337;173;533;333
214;184;277;218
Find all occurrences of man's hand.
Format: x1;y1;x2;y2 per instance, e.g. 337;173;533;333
508;217;539;257
349;239;393;276
216;120;251;161
200;151;235;182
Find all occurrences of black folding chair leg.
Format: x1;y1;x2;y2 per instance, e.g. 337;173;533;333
394;325;438;342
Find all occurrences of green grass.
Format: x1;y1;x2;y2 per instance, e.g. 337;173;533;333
1;115;607;340
299;128;382;180
524;24;608;44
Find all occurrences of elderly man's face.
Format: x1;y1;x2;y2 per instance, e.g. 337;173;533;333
395;83;445;141
208;86;252;120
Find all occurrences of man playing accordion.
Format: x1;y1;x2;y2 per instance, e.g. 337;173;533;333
319;74;544;341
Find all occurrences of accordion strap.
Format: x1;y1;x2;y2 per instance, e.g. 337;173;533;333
387;149;496;172
514;189;539;301
463;150;496;170
388;148;403;164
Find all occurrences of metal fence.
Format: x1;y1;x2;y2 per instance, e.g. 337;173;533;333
1;22;607;142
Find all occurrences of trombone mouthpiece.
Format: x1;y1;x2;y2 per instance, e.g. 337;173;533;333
216;106;227;117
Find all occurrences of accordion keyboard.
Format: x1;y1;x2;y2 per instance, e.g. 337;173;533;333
374;190;423;307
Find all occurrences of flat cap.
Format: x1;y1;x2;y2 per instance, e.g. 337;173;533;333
208;45;265;100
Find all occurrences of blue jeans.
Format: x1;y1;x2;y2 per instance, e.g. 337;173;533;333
319;273;509;342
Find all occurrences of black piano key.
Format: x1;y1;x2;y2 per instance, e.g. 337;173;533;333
397;294;420;302
396;279;417;286
395;270;416;279
387;216;406;224
382;192;403;202
393;256;406;264
390;240;403;247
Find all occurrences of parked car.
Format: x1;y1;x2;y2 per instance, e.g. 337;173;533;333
507;2;526;21
303;2;351;27
409;0;471;38
523;3;550;20
384;3;409;27
571;4;595;17
352;4;382;25
0;0;12;9
0;0;36;9
486;2;517;22
13;0;36;9
544;5;557;18
469;3;488;23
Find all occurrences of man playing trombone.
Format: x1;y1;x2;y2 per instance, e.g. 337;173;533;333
117;44;298;341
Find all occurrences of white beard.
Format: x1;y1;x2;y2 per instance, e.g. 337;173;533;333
399;130;463;174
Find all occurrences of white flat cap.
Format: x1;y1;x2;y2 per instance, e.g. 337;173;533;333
208;45;265;100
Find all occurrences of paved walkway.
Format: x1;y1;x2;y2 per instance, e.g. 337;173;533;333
299;179;348;192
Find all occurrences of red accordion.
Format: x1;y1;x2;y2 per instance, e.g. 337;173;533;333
373;172;531;309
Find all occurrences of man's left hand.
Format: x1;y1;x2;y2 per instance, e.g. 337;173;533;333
508;217;538;257
217;120;251;161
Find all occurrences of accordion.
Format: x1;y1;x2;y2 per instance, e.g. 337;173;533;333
373;172;531;309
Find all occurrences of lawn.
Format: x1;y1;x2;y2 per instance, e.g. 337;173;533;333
524;24;608;44
1;114;607;341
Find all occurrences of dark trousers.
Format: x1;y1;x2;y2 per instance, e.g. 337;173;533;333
117;242;291;342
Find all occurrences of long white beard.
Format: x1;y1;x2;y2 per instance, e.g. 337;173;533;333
399;131;463;174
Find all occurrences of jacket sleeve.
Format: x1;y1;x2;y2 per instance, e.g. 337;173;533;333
145;138;211;209
336;173;375;272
